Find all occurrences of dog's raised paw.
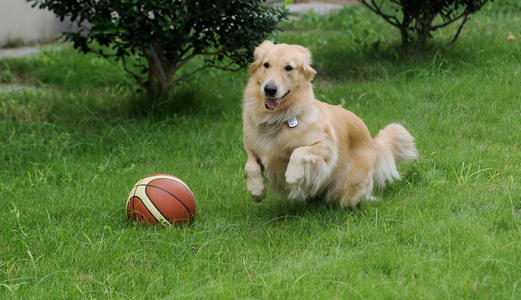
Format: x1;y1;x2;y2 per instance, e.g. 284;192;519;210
285;167;307;201
285;163;305;186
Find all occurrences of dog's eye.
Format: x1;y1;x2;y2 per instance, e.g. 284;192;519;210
264;62;270;68
284;65;293;72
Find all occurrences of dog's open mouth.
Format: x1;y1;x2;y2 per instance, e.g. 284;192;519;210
265;90;290;111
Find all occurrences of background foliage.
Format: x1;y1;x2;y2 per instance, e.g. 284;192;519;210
27;0;287;96
360;0;492;48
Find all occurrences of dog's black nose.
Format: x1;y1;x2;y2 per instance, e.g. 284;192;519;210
264;83;278;97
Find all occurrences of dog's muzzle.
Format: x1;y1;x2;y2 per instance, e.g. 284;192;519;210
265;90;290;111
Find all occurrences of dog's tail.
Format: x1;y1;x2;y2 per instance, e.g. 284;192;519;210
373;123;418;187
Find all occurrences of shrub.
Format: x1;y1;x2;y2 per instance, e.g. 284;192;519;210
360;0;492;49
27;0;288;97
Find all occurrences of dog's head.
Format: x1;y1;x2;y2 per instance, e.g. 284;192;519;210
248;41;316;111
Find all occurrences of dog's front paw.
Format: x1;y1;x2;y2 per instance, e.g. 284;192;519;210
285;164;306;201
250;187;266;203
247;181;266;203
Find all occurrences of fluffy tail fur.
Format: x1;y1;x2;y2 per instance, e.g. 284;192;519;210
373;123;418;187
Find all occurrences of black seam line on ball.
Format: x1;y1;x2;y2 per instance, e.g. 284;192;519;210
133;179;161;224
130;193;161;224
146;184;194;219
131;184;141;220
132;185;137;217
136;183;194;219
143;186;173;225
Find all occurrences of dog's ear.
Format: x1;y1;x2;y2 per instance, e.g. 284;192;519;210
249;40;275;75
254;40;275;61
301;64;316;81
295;45;316;81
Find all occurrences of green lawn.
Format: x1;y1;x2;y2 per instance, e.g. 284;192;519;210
1;4;521;299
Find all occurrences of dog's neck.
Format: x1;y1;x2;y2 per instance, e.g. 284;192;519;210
287;116;298;128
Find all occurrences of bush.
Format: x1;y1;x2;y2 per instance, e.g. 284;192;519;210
27;0;288;97
360;0;492;49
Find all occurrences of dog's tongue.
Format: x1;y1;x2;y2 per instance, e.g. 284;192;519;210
265;98;281;110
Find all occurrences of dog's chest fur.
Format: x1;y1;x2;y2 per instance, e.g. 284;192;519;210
251;121;295;160
248;106;319;159
248;122;295;189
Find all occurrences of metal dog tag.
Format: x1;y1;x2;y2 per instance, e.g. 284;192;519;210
288;116;298;128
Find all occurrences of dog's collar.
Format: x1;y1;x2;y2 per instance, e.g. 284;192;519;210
287;116;298;128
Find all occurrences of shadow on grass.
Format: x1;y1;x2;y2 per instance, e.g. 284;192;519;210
129;86;207;118
124;82;243;122
0;80;243;128
252;195;363;223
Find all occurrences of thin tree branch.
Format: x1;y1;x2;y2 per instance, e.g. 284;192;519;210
450;13;469;45
171;65;210;85
174;52;198;70
208;64;242;72
360;0;400;27
174;48;234;71
121;55;143;84
430;10;467;30
199;49;229;56
171;62;240;85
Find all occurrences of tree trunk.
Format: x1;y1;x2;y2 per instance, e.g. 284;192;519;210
400;14;412;48
147;71;174;98
417;27;429;49
415;14;436;50
400;27;410;48
144;46;175;98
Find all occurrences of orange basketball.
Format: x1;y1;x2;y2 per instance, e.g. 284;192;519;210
126;174;196;226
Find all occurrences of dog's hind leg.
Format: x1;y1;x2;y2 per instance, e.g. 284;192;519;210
335;152;375;208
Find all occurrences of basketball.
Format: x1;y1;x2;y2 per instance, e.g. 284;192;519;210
126;174;196;226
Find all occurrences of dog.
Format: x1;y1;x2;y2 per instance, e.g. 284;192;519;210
242;41;418;207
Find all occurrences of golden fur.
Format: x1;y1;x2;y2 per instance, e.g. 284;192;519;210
242;41;418;207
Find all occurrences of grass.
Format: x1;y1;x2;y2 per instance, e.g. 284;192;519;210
1;3;521;299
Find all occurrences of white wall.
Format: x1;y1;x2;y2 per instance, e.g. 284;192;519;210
0;0;70;47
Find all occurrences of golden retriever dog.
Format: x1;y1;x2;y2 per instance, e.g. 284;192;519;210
242;41;418;207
